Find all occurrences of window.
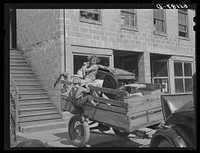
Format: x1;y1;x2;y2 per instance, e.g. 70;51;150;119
174;61;192;93
152;61;169;93
80;9;101;24
121;9;137;30
178;9;188;37
153;9;166;34
73;54;110;75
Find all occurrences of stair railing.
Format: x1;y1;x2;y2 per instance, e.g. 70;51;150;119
10;75;21;132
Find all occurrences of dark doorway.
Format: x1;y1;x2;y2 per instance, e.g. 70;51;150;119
113;50;141;81
10;9;17;49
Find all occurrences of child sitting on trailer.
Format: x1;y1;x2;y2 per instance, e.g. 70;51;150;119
61;77;99;107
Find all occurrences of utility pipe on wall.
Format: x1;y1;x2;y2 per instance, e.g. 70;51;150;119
63;9;66;72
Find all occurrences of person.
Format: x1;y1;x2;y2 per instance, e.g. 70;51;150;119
80;55;99;85
61;77;99;107
76;61;90;79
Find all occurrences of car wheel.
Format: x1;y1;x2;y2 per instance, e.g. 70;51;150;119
157;139;175;147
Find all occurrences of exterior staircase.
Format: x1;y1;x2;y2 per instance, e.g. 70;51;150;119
10;49;67;133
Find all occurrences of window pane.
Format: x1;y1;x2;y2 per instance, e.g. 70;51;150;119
179;31;187;37
80;10;100;21
175;78;184;93
185;78;192;92
161;21;165;32
179;25;187;32
125;13;129;25
154;9;164;20
154;78;168;93
153;62;168;77
74;55;109;74
99;57;110;66
121;10;136;27
174;62;183;76
184;63;192;76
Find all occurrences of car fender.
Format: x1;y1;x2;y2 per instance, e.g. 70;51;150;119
150;125;188;147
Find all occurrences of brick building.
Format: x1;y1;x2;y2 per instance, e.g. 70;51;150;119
15;9;195;110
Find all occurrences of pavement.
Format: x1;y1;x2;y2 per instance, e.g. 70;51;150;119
16;111;156;148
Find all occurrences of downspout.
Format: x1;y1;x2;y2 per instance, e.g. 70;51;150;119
63;9;66;72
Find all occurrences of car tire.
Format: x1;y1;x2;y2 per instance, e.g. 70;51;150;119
157;139;175;147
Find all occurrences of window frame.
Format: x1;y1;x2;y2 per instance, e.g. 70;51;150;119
151;59;170;93
121;9;138;31
174;61;193;93
178;9;189;38
72;52;112;74
153;9;167;35
79;9;102;25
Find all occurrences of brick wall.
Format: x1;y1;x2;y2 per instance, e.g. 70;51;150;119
64;9;195;57
16;9;64;107
16;9;195;105
63;9;195;83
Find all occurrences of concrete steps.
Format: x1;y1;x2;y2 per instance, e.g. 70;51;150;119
10;49;65;133
19;119;67;133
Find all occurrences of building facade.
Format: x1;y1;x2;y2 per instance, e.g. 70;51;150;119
16;9;196;109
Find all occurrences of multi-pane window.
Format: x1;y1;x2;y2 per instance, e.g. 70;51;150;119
80;9;101;22
152;61;169;93
73;54;110;75
121;9;136;28
178;9;188;37
174;61;193;93
153;9;166;34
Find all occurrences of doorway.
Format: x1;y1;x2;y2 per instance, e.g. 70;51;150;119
113;50;141;81
10;9;17;49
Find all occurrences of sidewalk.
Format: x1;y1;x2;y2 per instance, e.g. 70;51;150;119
16;111;154;148
16;111;124;148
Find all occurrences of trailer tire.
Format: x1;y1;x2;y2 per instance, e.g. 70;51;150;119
112;128;130;137
68;115;90;147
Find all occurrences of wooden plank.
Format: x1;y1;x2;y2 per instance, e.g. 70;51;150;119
61;98;74;113
129;107;163;132
149;108;164;123
61;95;127;114
127;99;161;115
84;105;129;131
85;102;127;115
89;85;128;97
129;119;163;132
125;92;162;108
92;96;128;109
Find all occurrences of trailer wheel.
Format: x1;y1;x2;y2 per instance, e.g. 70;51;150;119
68;115;90;147
112;128;130;137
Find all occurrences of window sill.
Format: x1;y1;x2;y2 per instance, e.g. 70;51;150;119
121;25;138;32
153;31;167;37
178;36;190;41
79;18;102;25
173;92;193;95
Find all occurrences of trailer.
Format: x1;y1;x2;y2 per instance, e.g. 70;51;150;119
60;68;164;147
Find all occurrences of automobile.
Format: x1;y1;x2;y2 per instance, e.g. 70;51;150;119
150;73;196;148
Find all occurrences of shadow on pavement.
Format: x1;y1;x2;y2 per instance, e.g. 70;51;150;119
52;130;142;148
52;132;73;146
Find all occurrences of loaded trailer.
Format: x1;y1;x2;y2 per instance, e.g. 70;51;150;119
60;68;165;147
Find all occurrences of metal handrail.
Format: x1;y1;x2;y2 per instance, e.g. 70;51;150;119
10;75;21;132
